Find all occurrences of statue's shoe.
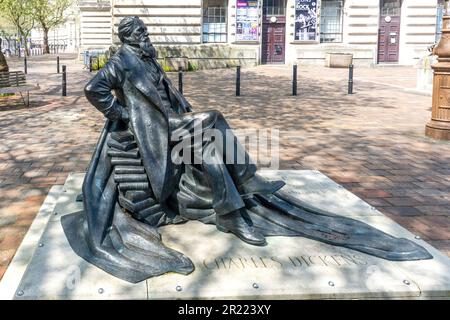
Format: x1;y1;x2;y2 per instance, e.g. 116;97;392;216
238;175;286;197
216;209;267;246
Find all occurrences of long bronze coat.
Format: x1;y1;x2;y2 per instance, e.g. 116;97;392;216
85;44;193;202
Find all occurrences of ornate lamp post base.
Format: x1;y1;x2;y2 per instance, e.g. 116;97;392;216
426;5;450;141
426;61;450;140
426;120;450;140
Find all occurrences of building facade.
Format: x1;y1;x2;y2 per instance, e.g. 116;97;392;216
78;0;445;67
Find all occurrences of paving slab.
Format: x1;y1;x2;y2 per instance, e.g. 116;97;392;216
261;170;382;217
50;172;84;222
0;185;63;299
1;170;450;300
2;174;147;300
13;219;147;300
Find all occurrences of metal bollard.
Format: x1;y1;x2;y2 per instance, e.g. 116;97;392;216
348;64;354;94
62;65;67;97
97;55;100;71
178;67;183;94
57;56;60;74
24;56;27;74
89;56;92;72
236;66;241;96
292;64;298;96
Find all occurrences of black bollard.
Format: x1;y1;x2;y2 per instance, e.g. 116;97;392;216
97;55;100;71
24;56;27;74
178;67;183;94
57;56;60;74
292;64;298;96
62;65;67;97
89;56;92;72
236;66;241;96
348;64;354;94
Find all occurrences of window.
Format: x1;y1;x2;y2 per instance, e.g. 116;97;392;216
263;0;285;16
320;0;343;43
380;0;401;16
202;0;228;43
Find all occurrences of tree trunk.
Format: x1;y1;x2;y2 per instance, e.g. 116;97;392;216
24;39;30;56
21;34;30;56
0;51;9;72
43;28;50;54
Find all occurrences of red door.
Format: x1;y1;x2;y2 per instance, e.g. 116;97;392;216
262;18;286;64
378;16;401;63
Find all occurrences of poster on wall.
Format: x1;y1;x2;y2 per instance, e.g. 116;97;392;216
236;0;259;41
294;0;318;41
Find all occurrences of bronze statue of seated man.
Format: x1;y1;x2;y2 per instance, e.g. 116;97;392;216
61;16;432;283
84;16;285;246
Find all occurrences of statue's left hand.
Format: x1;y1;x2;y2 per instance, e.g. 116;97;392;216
120;108;130;123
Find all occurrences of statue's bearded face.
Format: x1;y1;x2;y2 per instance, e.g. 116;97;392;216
130;21;149;44
128;20;155;57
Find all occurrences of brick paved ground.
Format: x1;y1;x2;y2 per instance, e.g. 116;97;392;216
1;55;449;280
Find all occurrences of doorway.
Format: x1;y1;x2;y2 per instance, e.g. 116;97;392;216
262;0;286;64
378;0;402;63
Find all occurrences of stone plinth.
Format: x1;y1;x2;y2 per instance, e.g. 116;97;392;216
1;171;450;300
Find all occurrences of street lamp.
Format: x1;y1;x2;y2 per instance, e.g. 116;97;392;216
426;0;450;140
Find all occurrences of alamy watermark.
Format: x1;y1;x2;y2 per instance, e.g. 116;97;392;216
170;120;280;170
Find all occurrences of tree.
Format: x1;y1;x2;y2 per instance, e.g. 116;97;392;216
32;0;73;54
0;15;16;59
0;0;35;56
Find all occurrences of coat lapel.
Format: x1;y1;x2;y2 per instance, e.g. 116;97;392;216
121;46;169;118
118;46;172;201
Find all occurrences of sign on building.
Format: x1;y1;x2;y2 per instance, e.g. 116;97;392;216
294;0;318;41
236;0;259;41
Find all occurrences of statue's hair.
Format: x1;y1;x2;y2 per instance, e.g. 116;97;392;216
118;16;142;43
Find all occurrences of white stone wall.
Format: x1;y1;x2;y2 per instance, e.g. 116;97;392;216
111;0;203;44
344;0;379;46
399;0;439;65
79;1;113;51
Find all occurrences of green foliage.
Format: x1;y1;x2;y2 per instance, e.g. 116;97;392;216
32;0;72;30
0;93;14;97
188;61;199;72
160;59;177;72
163;65;175;72
31;0;73;54
0;16;16;37
91;54;108;71
0;0;35;55
0;0;73;54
